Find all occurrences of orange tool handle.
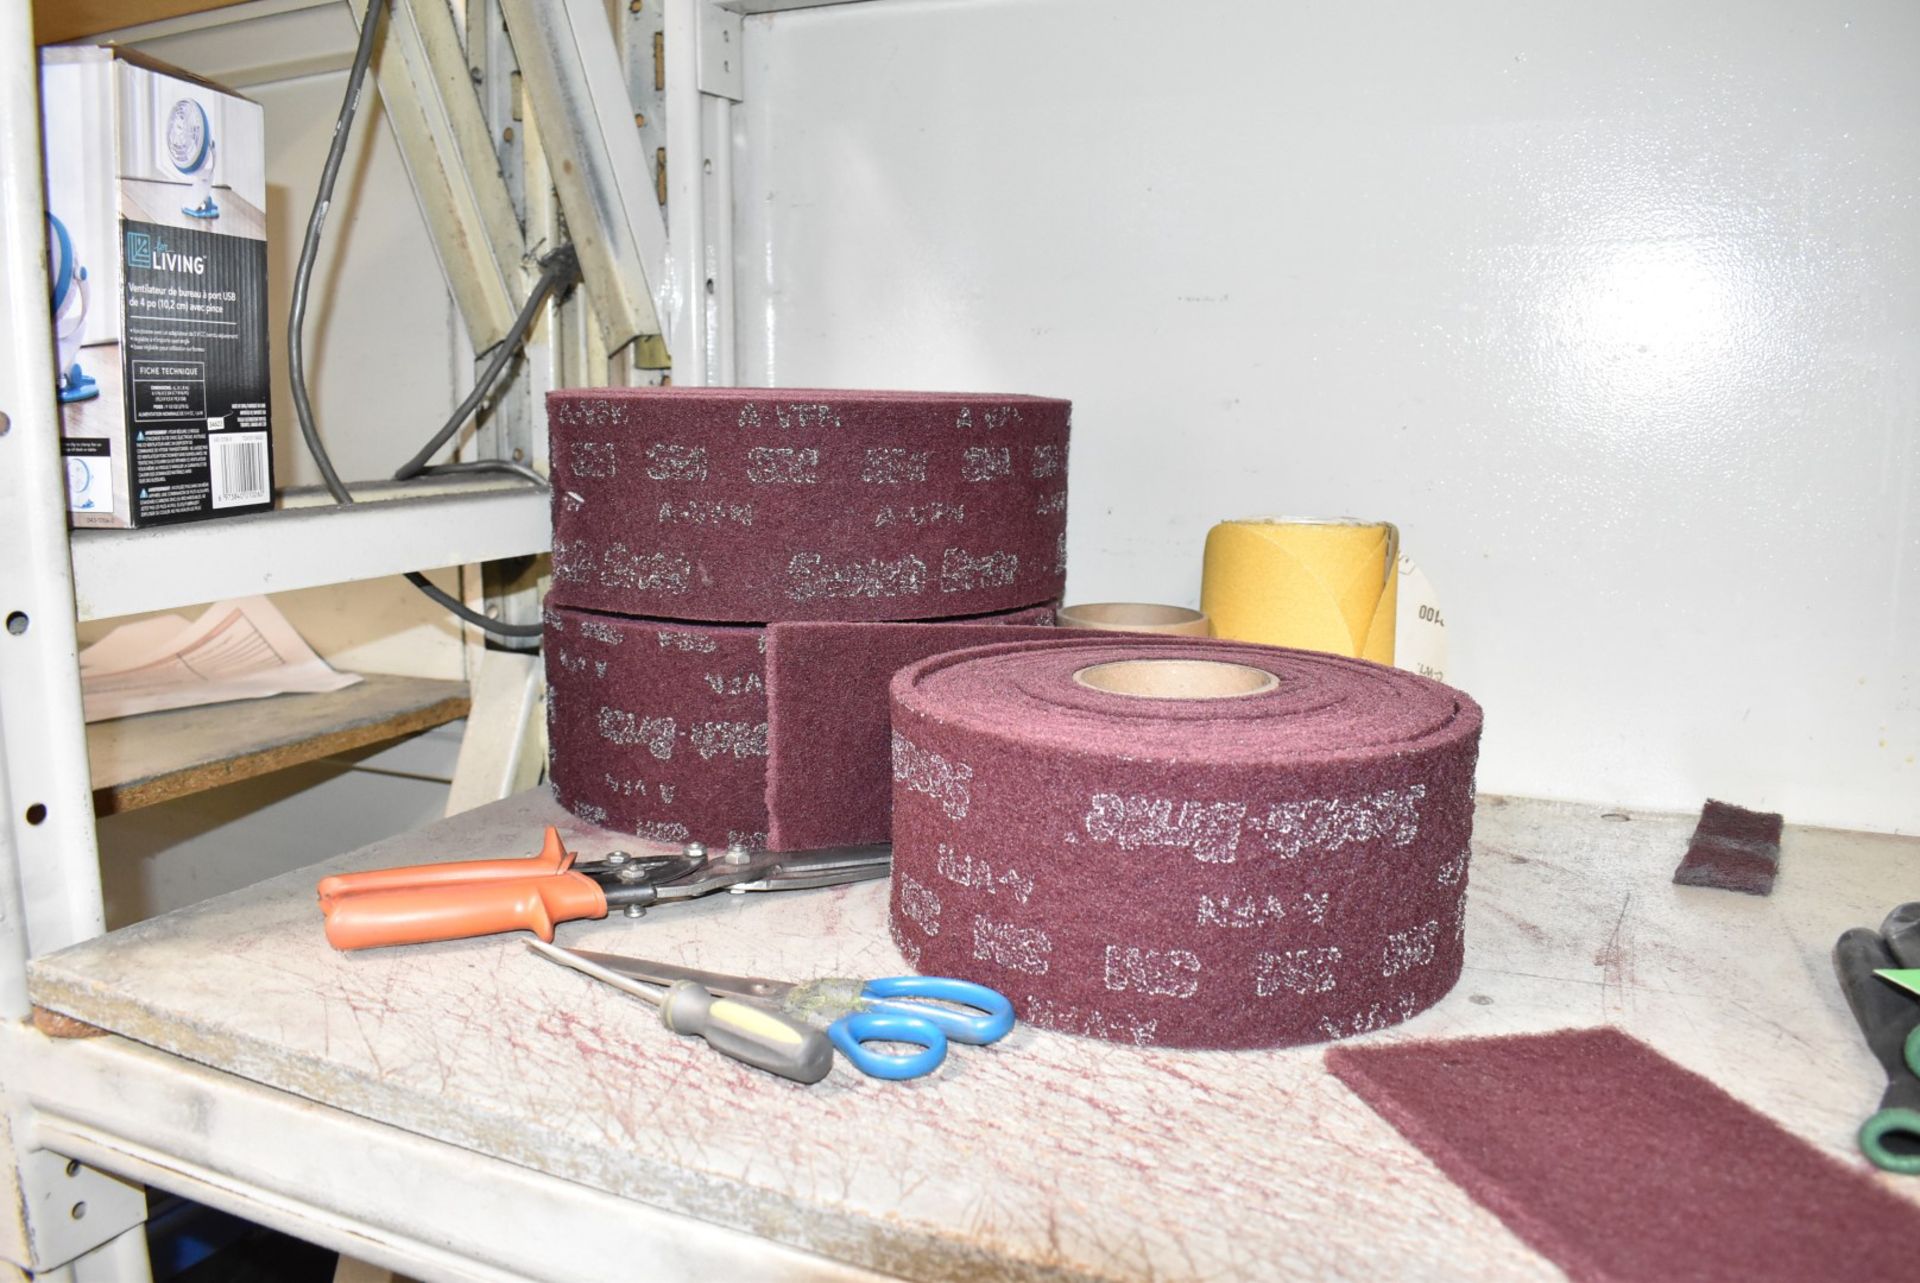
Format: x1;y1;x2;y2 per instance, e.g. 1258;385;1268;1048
316;827;574;909
322;872;608;951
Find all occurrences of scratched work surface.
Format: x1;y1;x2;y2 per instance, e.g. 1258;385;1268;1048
28;794;1920;1281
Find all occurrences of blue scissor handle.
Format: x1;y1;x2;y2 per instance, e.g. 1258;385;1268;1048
861;975;1016;1046
828;1009;947;1080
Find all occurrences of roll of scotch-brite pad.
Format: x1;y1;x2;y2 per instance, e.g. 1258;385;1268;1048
886;638;1482;1049
547;387;1070;622
546;603;1054;849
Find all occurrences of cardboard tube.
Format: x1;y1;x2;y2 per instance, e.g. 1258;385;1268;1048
1200;518;1398;663
1056;602;1210;636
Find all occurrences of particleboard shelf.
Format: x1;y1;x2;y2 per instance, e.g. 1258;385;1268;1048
22;792;1920;1280
86;673;470;815
34;1;254;46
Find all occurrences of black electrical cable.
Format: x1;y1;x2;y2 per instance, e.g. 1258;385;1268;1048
392;245;578;483
288;0;567;641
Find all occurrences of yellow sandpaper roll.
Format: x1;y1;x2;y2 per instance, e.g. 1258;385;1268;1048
1201;518;1399;663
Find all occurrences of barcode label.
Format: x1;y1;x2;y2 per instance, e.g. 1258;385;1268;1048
210;432;269;509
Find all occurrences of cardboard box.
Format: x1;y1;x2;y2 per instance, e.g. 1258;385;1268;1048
41;47;272;528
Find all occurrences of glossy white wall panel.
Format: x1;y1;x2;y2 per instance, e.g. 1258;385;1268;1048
739;0;1920;831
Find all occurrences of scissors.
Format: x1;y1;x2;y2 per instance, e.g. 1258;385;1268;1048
566;949;1015;1081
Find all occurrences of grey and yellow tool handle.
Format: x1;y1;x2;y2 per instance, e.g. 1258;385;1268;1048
527;941;833;1084
658;980;835;1085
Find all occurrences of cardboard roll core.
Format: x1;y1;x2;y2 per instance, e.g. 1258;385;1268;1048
1072;658;1278;699
1056;602;1210;636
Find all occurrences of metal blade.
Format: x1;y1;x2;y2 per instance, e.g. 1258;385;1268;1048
566;949;791;1002
526;940;667;1008
730;843;891;893
1877;968;1920;998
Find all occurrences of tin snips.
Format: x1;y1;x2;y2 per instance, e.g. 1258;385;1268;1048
317;826;890;951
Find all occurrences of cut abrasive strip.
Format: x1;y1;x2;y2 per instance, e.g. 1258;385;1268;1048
1673;798;1783;895
547;387;1070;622
1326;1027;1920;1281
546;603;1055;848
546;607;770;847
1056;603;1211;636
764;611;1074;852
887;639;1481;1049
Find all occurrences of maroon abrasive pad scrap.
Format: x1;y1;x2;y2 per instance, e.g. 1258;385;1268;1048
546;605;772;848
1326;1026;1920;1282
887;638;1483;1049
1672;798;1783;895
763;610;1065;852
548;603;1059;848
547;387;1070;622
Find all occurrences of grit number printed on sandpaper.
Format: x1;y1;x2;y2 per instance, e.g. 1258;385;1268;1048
1104;946;1201;998
891;731;973;820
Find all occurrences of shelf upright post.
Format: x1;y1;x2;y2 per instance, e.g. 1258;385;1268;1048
0;7;152;1277
0;0;106;1018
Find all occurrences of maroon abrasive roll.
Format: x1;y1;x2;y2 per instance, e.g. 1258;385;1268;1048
763;610;1063;852
886;638;1482;1049
547;387;1070;622
548;603;1058;849
1326;1027;1920;1281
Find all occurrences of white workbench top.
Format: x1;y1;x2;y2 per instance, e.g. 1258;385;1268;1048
25;793;1920;1281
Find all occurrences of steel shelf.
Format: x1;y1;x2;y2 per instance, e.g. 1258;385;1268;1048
68;482;551;622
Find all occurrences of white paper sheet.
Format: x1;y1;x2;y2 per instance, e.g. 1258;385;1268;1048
80;596;362;723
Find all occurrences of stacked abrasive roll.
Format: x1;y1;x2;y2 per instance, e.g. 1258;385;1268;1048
544;387;1072;849
887;638;1482;1049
